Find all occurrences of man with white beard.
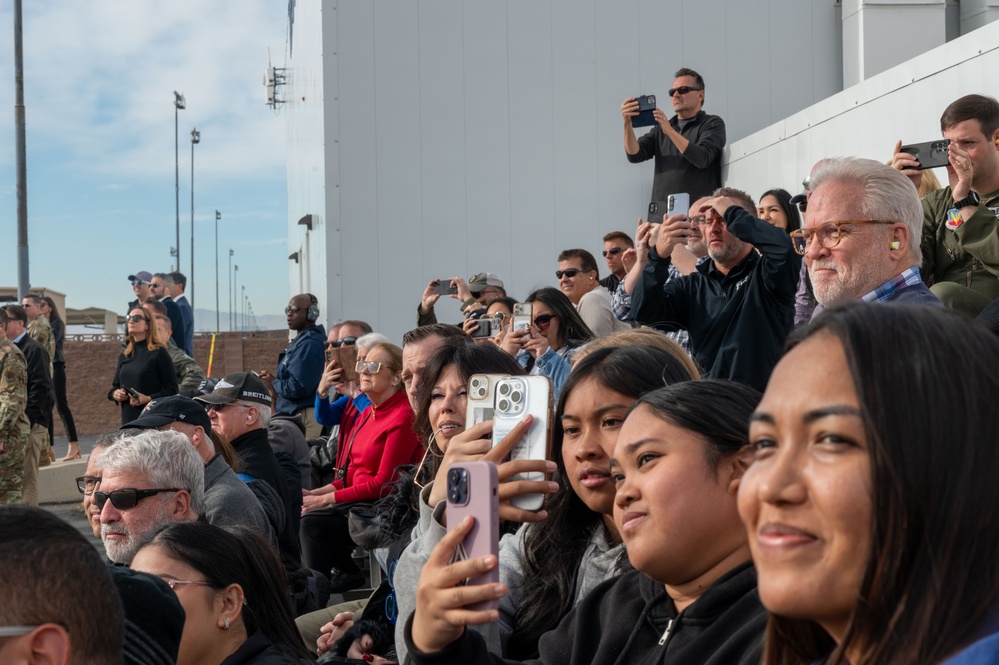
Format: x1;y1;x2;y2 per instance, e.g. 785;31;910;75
794;157;941;316
97;429;203;565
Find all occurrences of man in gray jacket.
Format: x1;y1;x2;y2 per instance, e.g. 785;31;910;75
123;395;271;539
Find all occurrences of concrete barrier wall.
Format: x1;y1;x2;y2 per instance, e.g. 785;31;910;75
53;332;290;437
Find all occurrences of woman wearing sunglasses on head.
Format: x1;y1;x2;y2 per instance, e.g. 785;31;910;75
300;342;424;594
499;288;594;397
740;303;999;665
108;307;178;425
132;521;313;665
394;344;699;663
404;379;766;665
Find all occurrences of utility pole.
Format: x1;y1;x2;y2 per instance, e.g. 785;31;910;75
190;127;200;307
215;210;221;332
14;0;29;299
173;91;185;271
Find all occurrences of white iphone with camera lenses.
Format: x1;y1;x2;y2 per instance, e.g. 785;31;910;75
491;375;553;511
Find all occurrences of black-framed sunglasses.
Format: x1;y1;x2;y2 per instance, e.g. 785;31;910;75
94;487;182;511
126;314;147;323
602;247;624;258
668;85;702;97
325;336;357;349
533;314;557;330
555;268;586;280
75;475;101;496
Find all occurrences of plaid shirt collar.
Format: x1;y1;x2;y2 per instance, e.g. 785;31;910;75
860;265;922;303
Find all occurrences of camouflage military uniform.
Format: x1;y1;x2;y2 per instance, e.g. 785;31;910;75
0;335;30;505
25;314;54;464
167;340;207;393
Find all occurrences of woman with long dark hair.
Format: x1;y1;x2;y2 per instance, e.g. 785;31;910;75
499;287;594;396
132;521;312;664
406;380;766;664
757;188;801;233
108;307;178;425
40;296;80;460
394;344;697;662
740;302;999;665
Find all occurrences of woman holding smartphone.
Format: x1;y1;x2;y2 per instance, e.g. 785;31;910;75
499;287;593;397
394;344;699;662
739;303;999;665
108;307;178;425
404;379;766;664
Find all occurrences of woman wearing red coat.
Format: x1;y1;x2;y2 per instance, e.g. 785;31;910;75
300;342;423;593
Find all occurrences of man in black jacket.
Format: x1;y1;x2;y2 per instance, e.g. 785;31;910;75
629;190;800;392
2;304;53;507
622;67;726;202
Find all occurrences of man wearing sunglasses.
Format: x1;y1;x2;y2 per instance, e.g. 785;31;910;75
621;68;726;203
97;429;203;564
599;231;635;293
796;157;940;317
557;248;630;337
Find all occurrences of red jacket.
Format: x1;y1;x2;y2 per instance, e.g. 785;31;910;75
330;389;423;504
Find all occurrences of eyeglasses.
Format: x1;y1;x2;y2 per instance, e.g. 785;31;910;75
94;487;182;511
533;314;557;331
668;85;702;97
131;280;148;287
75;475;101;496
602;247;624;258
688;214;709;227
126;314;147;323
159;577;214;591
325;337;357;349
355;360;384;374
555;268;586;280
0;626;41;637
790;221;897;255
284;305;302;315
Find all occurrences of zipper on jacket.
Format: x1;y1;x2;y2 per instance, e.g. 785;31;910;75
658;618;674;646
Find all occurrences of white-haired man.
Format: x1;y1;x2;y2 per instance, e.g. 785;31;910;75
795;157;942;314
97;429;203;565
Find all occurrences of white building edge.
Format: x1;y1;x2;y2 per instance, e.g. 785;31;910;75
282;0;999;342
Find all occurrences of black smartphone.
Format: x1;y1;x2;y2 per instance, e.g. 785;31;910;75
125;386;140;400
900;139;950;170
633;94;657;128
433;280;458;296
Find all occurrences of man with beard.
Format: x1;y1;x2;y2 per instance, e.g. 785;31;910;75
97;429;203;565
797;157;940;315
630;187;800;391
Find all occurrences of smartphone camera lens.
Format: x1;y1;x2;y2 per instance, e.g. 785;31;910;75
498;398;510;412
498;383;510;396
511;390;523;404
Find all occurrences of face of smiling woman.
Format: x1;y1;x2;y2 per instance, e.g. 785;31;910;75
612;404;750;609
737;332;872;645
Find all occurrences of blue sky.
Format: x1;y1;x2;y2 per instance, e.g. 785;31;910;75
0;2;291;328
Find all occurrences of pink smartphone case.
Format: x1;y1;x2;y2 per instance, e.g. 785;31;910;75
446;461;500;611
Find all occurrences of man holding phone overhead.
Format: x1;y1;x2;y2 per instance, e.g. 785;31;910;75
621;67;726;203
891;94;999;316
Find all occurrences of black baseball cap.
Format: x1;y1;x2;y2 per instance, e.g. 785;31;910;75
194;372;272;406
122;395;212;432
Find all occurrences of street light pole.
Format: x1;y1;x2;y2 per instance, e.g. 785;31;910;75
13;0;29;299
215;211;221;332
228;250;234;331
190;127;200;307
173;91;185;269
233;265;239;333
241;286;245;331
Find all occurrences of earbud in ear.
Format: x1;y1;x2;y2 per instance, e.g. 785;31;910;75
891;241;901;250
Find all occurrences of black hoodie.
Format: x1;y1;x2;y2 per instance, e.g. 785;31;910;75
404;561;765;665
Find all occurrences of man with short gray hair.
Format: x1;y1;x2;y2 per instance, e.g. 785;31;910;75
98;429;203;565
796;157;941;314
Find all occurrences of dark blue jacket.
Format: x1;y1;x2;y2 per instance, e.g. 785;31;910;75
273;324;326;415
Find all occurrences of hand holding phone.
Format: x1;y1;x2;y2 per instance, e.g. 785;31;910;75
445;461;500;610
433;279;459;296
899;139;950;170
632;94;657;127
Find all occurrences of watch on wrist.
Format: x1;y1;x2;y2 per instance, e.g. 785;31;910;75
953;192;980;209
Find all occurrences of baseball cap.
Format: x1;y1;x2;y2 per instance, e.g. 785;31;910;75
128;271;153;284
122;395;212;432
468;272;504;293
194;371;272;406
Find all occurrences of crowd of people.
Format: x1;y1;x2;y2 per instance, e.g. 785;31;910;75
2;68;999;665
